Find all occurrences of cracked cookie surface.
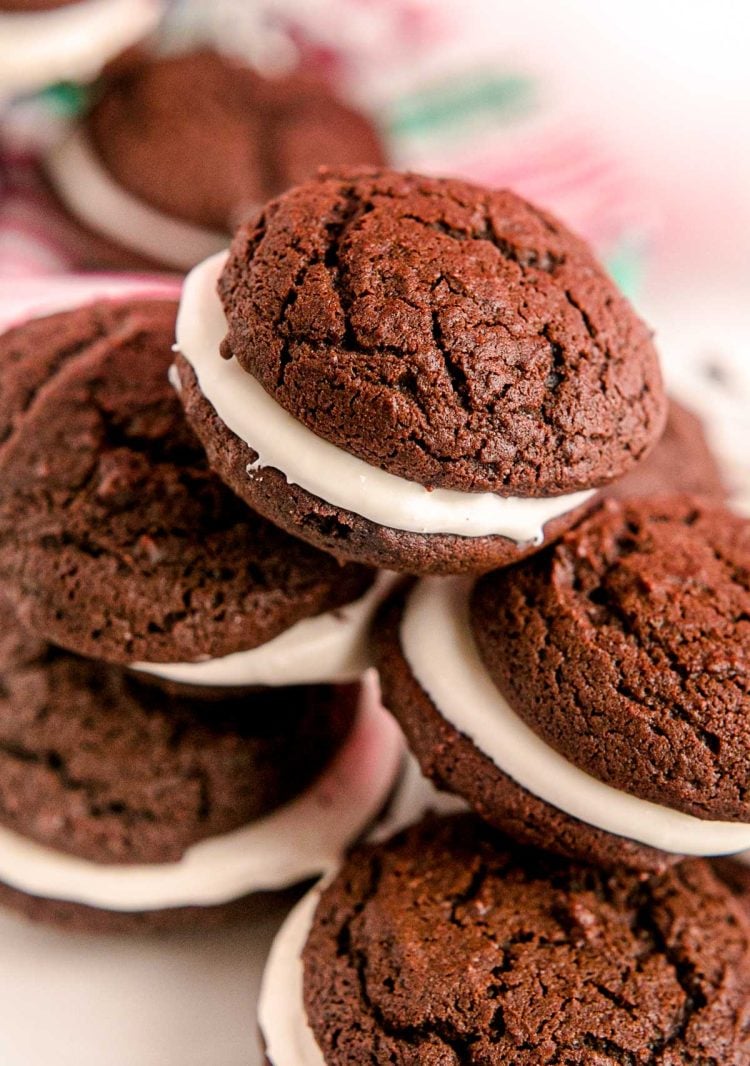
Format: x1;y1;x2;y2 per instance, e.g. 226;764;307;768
0;598;357;864
0;299;372;663
219;168;666;496
373;587;676;873
88;50;386;231
302;814;750;1065
472;496;750;821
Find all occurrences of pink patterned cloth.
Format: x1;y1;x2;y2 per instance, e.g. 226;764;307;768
0;270;180;333
0;0;651;286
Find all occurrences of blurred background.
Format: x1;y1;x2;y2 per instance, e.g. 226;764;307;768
0;1;748;1063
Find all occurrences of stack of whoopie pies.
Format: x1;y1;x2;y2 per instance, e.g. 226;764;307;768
2;146;748;1060
0;295;403;931
162;167;748;1062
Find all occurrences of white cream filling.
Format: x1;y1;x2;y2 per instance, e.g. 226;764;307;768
0;672;403;911
132;571;397;687
0;0;163;99
46;128;229;270
401;577;750;857
260;887;327;1066
259;758;465;1066
176;252;596;541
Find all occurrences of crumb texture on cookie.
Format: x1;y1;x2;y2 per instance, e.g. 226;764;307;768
472;497;750;820
0;300;371;663
220;169;665;496
303;814;750;1064
0;600;357;864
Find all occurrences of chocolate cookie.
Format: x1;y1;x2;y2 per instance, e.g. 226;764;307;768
0;593;373;930
89;50;386;231
603;397;726;501
0;599;407;931
0;299;373;665
176;169;665;574
0;598;357;864
44;49;386;271
473;496;750;820
374;499;750;870
374;587;677;873
292;815;750;1064
0;879;297;934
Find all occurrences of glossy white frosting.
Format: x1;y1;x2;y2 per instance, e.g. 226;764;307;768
176;252;596;542
0;0;163;99
259;887;326;1066
0;672;403;911
132;572;397;687
400;577;750;857
46;127;228;270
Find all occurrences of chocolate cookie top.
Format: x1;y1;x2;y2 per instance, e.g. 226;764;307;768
0;599;357;864
219;168;666;496
0;299;372;663
604;397;726;501
86;50;386;231
472;496;750;820
303;814;750;1063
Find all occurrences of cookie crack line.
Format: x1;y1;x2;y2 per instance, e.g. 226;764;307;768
0;736;164;831
322;852;488;1061
627;878;708;1060
0;306;150;459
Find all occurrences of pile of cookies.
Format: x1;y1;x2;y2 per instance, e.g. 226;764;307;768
194;170;745;1063
1;35;748;1062
0;297;402;930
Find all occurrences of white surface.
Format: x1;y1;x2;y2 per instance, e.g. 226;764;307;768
401;576;750;855
133;572;397;687
177;252;595;541
0;0;164;100
46;129;229;270
0;904;280;1066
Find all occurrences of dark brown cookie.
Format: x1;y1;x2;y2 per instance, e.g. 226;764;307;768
374;589;675;872
301;814;750;1064
219;168;665;495
0;598;357;865
604;398;726;501
0;299;372;663
86;49;386;232
176;353;595;575
0;878;299;934
472;496;750;821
